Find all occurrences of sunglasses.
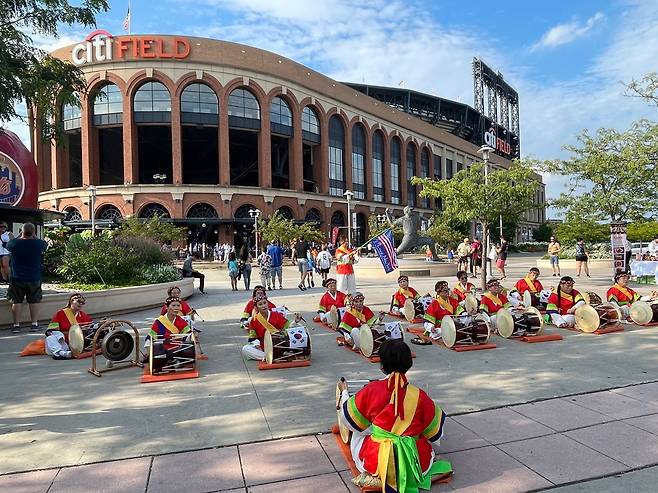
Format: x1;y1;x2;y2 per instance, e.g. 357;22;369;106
459;276;467;280
560;281;573;285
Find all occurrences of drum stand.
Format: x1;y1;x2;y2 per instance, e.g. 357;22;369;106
88;320;143;377
141;333;200;383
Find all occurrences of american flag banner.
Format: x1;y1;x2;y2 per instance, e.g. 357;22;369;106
371;229;398;274
123;6;131;32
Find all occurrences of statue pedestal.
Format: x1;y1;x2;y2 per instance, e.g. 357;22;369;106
353;255;457;279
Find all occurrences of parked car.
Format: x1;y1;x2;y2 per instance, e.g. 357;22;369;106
631;242;651;256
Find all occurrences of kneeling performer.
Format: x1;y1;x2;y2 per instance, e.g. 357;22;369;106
452;271;475;305
338;339;452;490
316;278;347;324
338;292;382;350
242;294;290;360
421;281;464;341
606;272;649;320
479;279;512;330
148;297;194;365
511;268;544;309
546;276;585;328
390;275;420;315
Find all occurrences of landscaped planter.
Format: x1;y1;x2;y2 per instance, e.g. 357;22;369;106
536;259;613;269
1;278;194;327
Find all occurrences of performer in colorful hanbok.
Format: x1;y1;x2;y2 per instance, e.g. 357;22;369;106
418;281;464;342
149;297;192;350
316;278;347;323
452;271;475;304
338;339;452;490
545;276;585;328
242;295;290;360
47;294;93;341
509;268;544;308
479;279;513;330
390;275;420;314
335;236;359;294
338;292;382;350
240;286;276;327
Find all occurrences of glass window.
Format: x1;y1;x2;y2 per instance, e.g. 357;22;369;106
228;88;260;120
406;143;417;207
328;115;345;197
372;131;384;202
93;84;123;115
352;125;366;200
390;138;401;204
133;81;171;112
446;158;453;179
421;148;430;208
62;94;81;131
181;83;218;114
433;154;442;179
302;106;320;134
270;97;292;126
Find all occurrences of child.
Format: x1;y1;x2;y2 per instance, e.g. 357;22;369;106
447;248;454;263
306;249;316;288
227;252;239;291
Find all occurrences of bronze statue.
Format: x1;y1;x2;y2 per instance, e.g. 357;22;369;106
385;206;438;260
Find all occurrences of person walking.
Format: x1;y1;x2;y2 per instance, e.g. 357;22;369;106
266;240;284;289
6;223;48;333
547;236;561;277
575;238;590;277
0;221;14;282
306;248;316;288
495;236;508;280
227;252;239;291
470;237;482;278
256;246;273;290
294;235;309;291
182;253;206;294
456;238;470;273
316;244;332;283
238;244;253;290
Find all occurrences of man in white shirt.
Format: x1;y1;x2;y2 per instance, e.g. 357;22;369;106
649;236;658;258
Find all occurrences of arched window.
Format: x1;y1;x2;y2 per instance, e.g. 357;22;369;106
96;204;122;221
133;81;171;121
355;212;367;246
93;84;122;125
301;106;320;143
62;97;82;131
63;207;82;221
138;203;170;219
390;138;401;204
305;208;322;224
234;204;257;219
328;115;345;197
61;94;82;188
270;96;292;135
420;148;430;208
181;83;218;124
277;206;294;220
406;143;417;207
331;210;346;227
228;88;260;129
186;203;218;218
372;131;384;202
352;124;366;200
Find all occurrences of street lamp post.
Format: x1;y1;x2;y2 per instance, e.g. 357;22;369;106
87;185;97;235
344;190;354;247
477;145;494;283
248;208;261;252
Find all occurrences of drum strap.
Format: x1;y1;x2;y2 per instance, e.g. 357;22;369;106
436;297;454;313
347;308;367;323
398;288;414;299
524;278;538;294
63;308;78;328
157;315;181;334
255;312;280;333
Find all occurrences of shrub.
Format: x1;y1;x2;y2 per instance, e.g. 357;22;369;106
542;242;612;259
515;242;548;253
114;235;174;266
138;264;180;284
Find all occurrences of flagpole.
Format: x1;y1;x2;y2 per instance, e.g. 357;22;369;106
128;0;131;35
356;228;393;250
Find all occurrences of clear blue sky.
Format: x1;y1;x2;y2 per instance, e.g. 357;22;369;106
8;0;658;210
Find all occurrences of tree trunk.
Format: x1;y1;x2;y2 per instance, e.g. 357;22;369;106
480;221;488;290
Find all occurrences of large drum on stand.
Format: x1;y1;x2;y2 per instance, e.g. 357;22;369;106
149;333;197;375
441;315;490;348
574;303;622;333
630;301;658;325
264;326;312;365
497;307;544;338
359;322;403;358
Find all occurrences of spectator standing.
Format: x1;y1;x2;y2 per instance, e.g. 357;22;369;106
238;244;253;290
470;238;482;278
256;246;273;290
306;249;316;288
456;238;470;272
649;236;658;258
6;223;47;333
575;238;590;277
316;244;332;283
495;236;508;280
294;236;310;291
547;236;561;276
182;253;206;294
227;252;239;291
266;240;284;289
0;221;14;282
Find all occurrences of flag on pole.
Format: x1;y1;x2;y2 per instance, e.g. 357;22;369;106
371;229;398;274
123;6;131;32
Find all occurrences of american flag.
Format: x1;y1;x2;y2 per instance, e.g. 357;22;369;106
122;6;131;32
371;229;398;274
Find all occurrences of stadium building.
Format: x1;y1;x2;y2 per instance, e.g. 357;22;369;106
34;31;546;247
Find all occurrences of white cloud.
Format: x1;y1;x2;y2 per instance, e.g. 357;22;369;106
531;12;605;51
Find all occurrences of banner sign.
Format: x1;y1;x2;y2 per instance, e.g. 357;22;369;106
331;226;340;246
610;222;628;275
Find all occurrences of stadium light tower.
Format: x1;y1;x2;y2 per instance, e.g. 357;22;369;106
478;145;495;280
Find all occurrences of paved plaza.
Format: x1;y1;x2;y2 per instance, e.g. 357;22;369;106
1;254;657;492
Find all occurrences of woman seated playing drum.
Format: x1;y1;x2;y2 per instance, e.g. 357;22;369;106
338;339;452;490
606;272;651;320
452;271;475;304
47;294;93;342
242;294;290;360
338;292;382;350
421;281;464;341
316;278;347;323
510;268;544;308
545;276;585;328
390;275;420;314
149;297;192;347
45;328;79;360
479;279;513;330
240;286;276;327
160;286;198;328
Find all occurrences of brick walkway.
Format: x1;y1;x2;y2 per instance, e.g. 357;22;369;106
3;382;658;493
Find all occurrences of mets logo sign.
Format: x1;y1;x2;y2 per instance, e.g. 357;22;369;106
0;151;25;206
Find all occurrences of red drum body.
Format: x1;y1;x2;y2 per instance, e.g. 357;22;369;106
149;334;197;375
264;326;312;365
441;315;490;348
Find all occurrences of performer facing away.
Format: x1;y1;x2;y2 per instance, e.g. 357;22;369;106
335;236;359;295
606;271;652;319
317;278;347;323
242;295;290;360
420;281;464;341
338;339;452;490
545;276;585;328
338;292;382;350
479;279;512;330
240;286;276;327
391;275;420;314
452;271;475;303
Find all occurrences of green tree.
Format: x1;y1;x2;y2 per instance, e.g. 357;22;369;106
258;211;324;247
367;214;403;244
1;0;108;139
625;72;658;107
545;120;658;222
532;223;553;242
423;212;468;252
627;221;658;242
413;160;540;287
553;216;609;244
116;216;185;244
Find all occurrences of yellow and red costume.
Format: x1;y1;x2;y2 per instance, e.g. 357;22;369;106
339;306;377;333
480;292;511;314
514;277;543;296
160;300;194;317
241;298;276;320
546;290;585;315
340;373;451;492
318;290;347;314
452;282;475;303
48;308;93;342
606;284;640;307
424;296;463;327
248;310;290;349
149;315;191;351
392;286;420;310
336;244;356;276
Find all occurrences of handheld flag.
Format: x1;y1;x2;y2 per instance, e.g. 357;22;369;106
371;229;398;274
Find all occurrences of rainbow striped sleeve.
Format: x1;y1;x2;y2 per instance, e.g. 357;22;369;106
422;404;446;442
341;395;371;432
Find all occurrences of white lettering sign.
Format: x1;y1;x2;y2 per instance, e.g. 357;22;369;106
71;30;113;66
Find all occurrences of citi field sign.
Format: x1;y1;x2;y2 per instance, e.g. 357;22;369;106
71;30;191;66
483;127;512;156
